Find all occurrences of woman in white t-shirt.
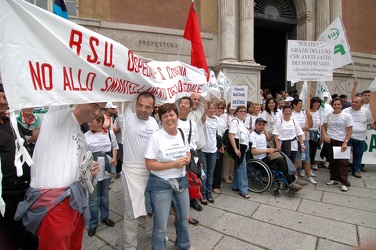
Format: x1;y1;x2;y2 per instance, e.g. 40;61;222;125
309;97;322;170
213;101;227;194
221;102;235;183
85;113;119;237
201;102;223;204
321;98;353;192
273;105;305;163
245;102;261;131
260;97;281;148
228;105;250;199
144;103;193;250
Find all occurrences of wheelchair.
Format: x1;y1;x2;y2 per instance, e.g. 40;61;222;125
246;154;295;197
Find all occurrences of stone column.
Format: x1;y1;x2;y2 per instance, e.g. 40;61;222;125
315;0;330;39
219;0;236;62
330;0;342;21
239;0;255;63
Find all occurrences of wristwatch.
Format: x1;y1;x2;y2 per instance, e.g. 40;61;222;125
344;140;348;143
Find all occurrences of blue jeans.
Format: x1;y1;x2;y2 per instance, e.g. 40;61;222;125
348;138;366;173
201;152;217;199
232;155;249;195
150;187;190;250
88;178;111;228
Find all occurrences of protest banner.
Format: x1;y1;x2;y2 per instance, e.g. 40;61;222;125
315;130;376;164
230;86;248;108
0;0;207;111
287;40;334;82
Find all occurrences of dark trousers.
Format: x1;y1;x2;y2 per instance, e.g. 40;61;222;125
309;140;320;165
261;157;294;185
116;143;123;173
0;193;39;250
213;152;223;189
323;140;351;186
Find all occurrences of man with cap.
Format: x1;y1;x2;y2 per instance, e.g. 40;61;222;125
249;118;304;191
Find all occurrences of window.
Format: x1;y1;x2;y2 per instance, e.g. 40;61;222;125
25;0;77;17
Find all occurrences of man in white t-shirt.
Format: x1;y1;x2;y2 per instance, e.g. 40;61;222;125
121;92;159;250
188;93;205;152
343;96;375;177
27;102;103;250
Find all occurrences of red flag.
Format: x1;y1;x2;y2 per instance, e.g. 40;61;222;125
183;0;209;80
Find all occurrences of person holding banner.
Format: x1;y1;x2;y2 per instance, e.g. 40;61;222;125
321;98;353;192
15;102;102;250
343;96;375;178
0;85;39;250
120;92;159;250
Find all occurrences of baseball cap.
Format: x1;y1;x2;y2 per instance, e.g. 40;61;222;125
105;102;117;109
255;118;267;124
284;96;294;102
323;92;329;98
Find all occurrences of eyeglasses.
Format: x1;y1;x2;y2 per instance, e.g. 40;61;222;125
238;110;246;113
90;103;105;112
216;107;224;109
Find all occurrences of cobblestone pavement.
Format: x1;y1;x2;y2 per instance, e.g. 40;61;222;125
83;164;376;250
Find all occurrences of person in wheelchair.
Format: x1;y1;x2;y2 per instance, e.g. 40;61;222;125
249;118;305;191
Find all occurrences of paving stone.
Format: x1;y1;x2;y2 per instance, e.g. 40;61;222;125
189;226;223;250
213;235;264;250
298;199;376;229
209;194;260;217
211;212;317;249
322;192;376;212
252;204;357;246
358;226;376;247
316;238;356;250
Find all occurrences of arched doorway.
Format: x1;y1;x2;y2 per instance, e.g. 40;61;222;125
254;0;297;96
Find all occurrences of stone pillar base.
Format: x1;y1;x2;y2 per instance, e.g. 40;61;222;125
214;62;265;103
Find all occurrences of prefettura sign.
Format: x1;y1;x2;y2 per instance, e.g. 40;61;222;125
0;0;207;110
287;40;334;82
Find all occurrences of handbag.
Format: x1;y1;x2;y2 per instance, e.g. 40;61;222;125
186;170;203;200
268;151;283;160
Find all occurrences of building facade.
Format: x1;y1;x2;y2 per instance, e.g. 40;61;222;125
26;0;376;103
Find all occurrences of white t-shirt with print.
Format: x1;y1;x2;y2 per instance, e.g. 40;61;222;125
85;130;119;181
272;118;304;151
202;115;218;153
323;112;354;141
215;115;227;135
144;129;189;180
178;119;199;150
122;105;159;163
309;110;322;131
250;131;267;160
260;111;280;133
245;114;261;131
31;105;87;189
292;110;307;140
343;107;373;141
229;117;249;146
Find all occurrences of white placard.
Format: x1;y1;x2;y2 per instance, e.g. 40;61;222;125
287;40;334;82
333;146;351;159
230;86;248;108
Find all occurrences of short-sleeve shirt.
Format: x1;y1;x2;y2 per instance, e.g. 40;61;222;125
343;107;373;141
323;112;354;141
250;131;267;160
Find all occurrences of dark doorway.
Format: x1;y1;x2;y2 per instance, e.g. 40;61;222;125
254;27;287;96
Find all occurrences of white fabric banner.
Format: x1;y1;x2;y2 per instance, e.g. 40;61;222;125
299;81;308;110
0;0;207;111
217;70;232;103
315;130;376;164
207;70;221;100
368;77;376;92
287;40;334;82
317;15;352;69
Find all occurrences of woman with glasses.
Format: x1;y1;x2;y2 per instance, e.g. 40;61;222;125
228;106;250;199
212;101;227;194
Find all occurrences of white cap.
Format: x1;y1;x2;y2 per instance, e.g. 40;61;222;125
323;92;329;98
284;96;294;102
105;102;117;109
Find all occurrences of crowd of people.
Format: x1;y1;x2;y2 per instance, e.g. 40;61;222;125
0;80;375;250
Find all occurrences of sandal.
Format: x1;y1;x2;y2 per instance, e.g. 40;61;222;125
188;218;199;225
240;193;250;199
200;199;208;205
213;188;221;194
208;198;214;203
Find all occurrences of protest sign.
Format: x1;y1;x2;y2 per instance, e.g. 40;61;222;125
230;86;248;108
287;40;334;82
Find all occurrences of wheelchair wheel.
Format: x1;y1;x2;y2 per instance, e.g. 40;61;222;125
272;188;281;197
247;159;272;193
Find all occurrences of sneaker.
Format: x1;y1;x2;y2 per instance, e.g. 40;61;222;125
340;185;348;191
166;236;169;242
295;179;309;186
352;172;362;178
323;162;329;169
310;171;317;177
308;177;317;184
299;169;306;177
326;180;339;185
289;182;303;191
311;164;318;170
